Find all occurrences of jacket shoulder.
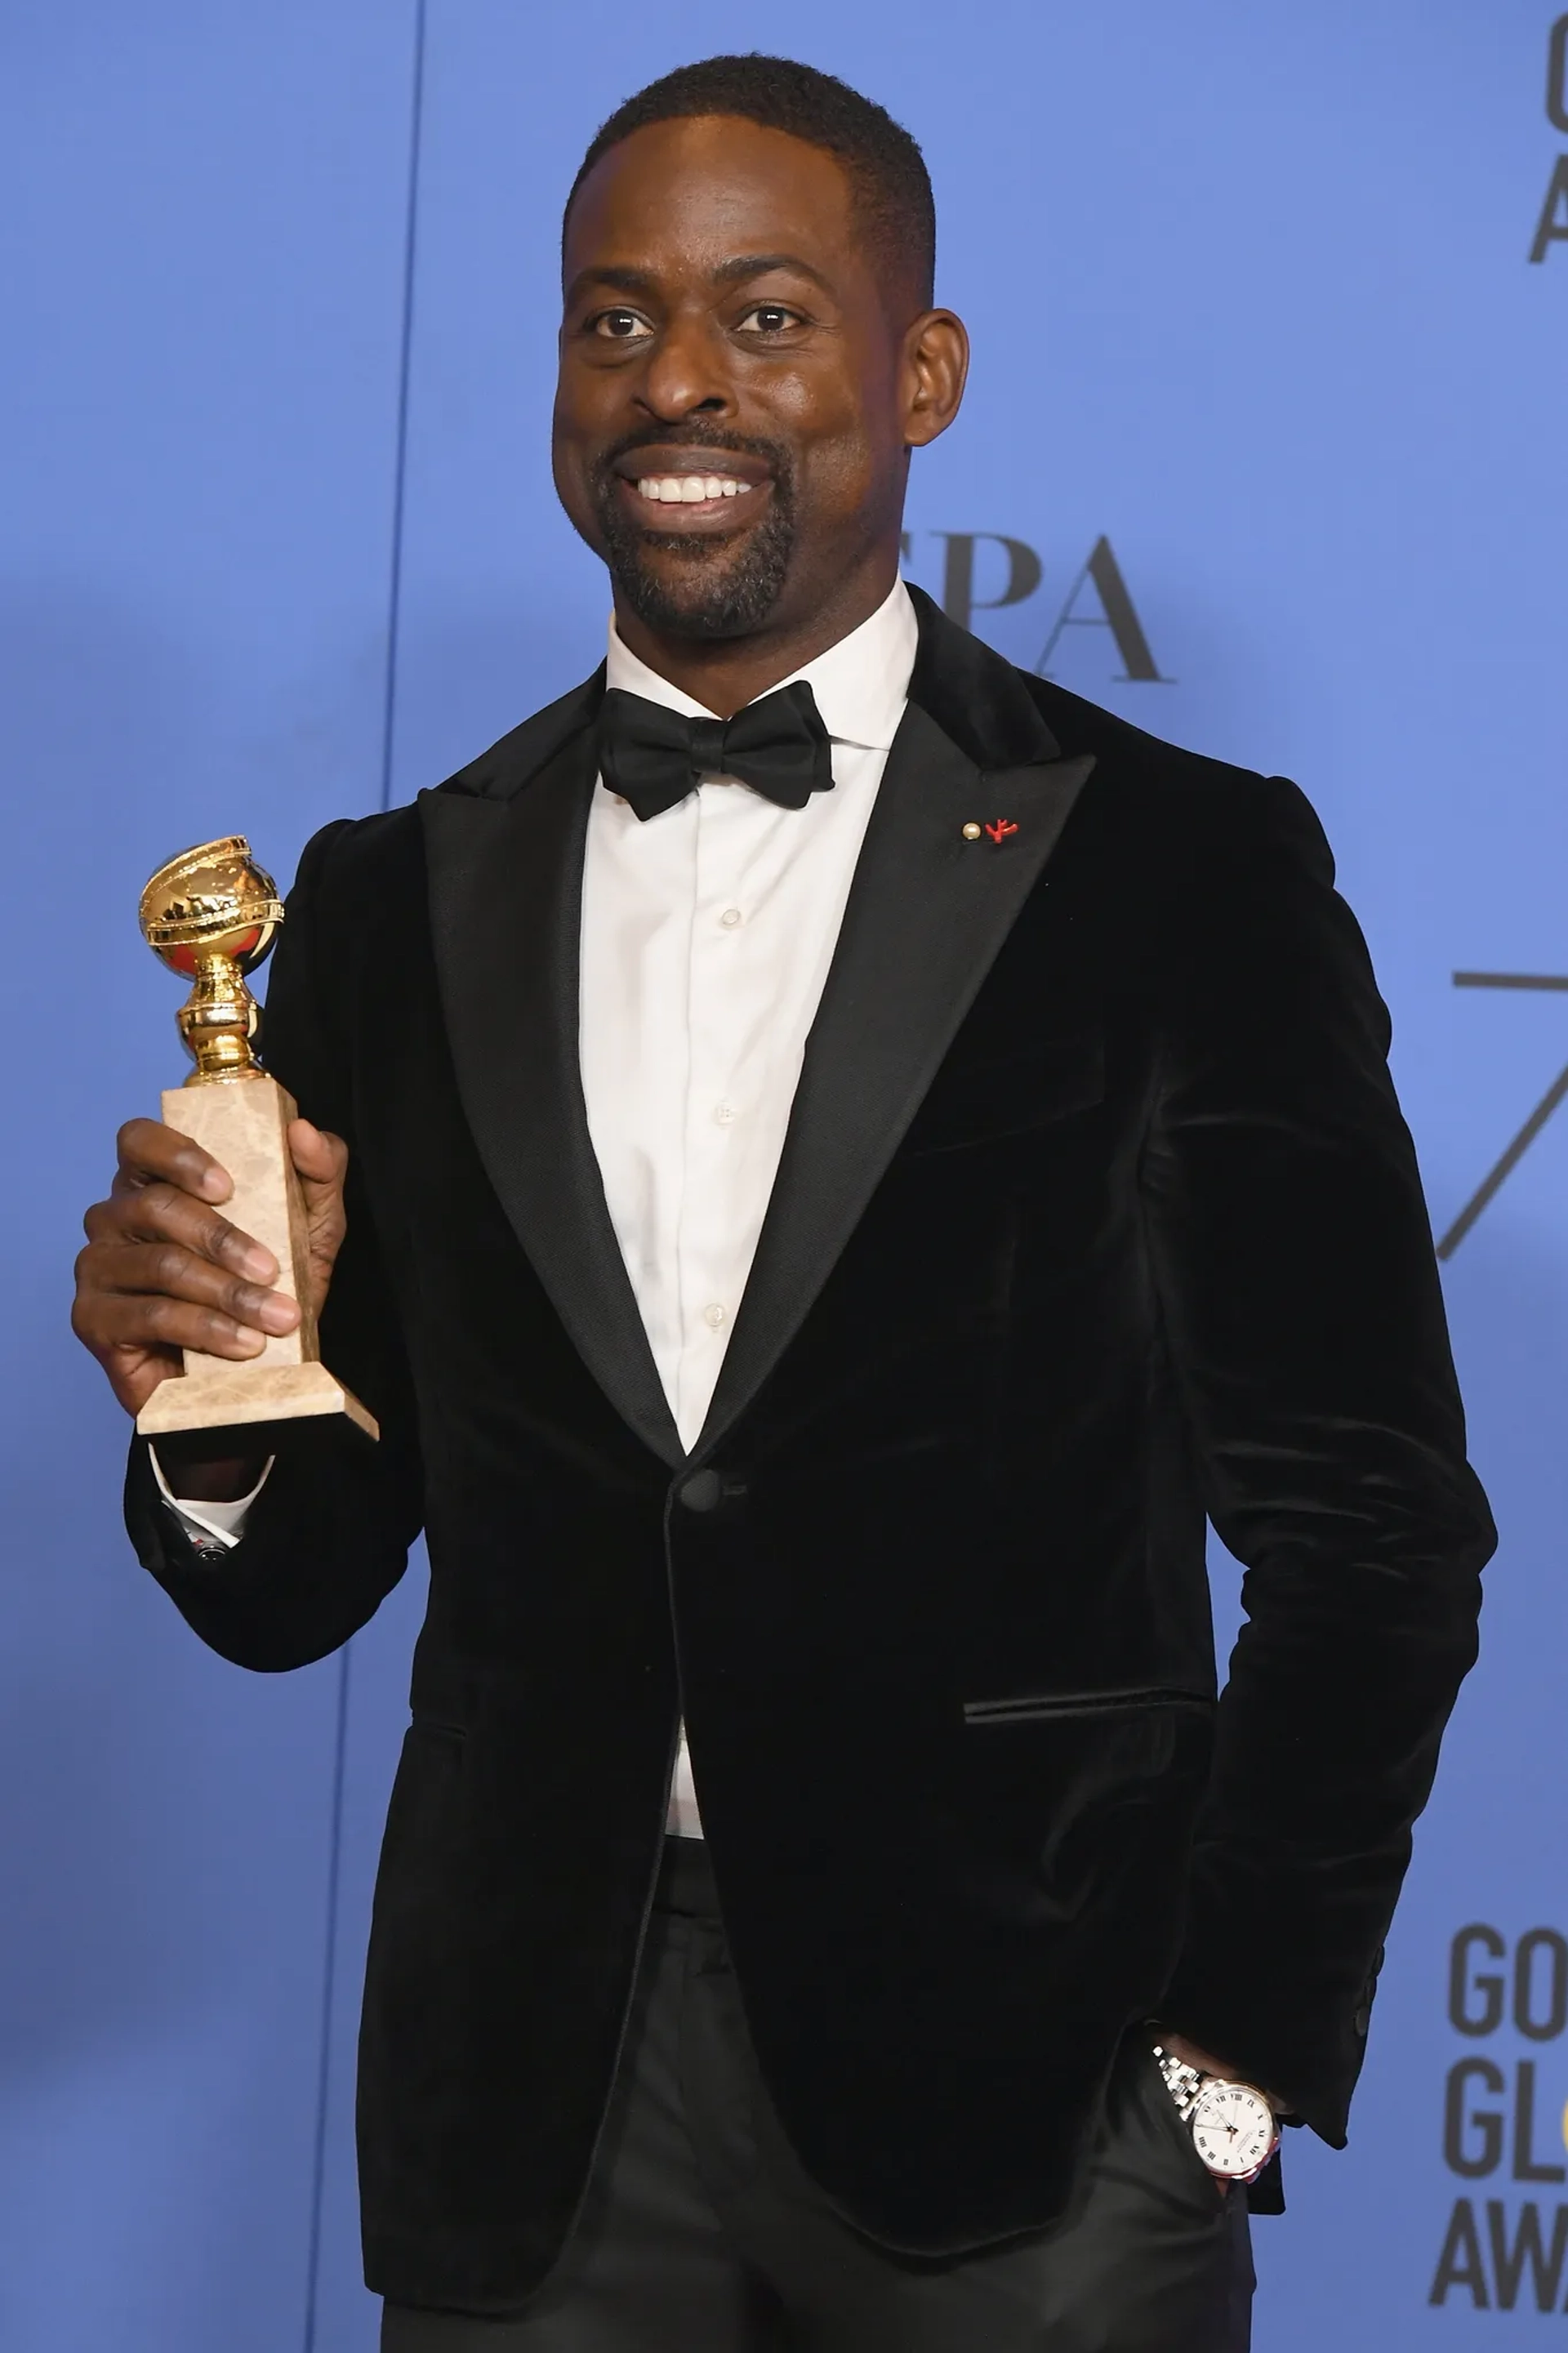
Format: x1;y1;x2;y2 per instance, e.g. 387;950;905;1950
1020;667;1334;887
287;801;425;925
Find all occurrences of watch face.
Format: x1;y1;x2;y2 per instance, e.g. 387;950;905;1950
1190;2083;1276;2179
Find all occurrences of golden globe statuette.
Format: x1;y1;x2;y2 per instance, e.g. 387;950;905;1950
133;838;377;1440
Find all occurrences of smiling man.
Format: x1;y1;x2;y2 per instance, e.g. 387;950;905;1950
74;55;1493;2353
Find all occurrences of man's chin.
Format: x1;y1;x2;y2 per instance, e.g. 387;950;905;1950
610;548;786;643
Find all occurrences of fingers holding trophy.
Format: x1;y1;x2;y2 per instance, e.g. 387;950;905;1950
134;837;377;1440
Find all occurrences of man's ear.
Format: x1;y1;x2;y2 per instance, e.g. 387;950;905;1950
903;310;969;451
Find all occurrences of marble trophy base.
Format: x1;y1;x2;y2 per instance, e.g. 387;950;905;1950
134;1072;379;1441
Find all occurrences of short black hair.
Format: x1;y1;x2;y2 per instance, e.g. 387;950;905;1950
564;55;936;310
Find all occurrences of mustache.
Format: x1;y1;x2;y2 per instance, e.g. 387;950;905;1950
591;423;792;475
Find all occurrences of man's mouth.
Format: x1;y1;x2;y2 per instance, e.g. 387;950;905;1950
634;472;756;506
607;448;776;528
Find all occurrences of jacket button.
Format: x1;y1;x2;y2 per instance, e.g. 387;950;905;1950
678;1469;724;1513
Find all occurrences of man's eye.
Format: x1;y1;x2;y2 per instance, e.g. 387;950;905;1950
737;305;800;334
591;310;651;341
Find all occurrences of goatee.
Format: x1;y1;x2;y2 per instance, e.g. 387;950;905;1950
590;430;795;641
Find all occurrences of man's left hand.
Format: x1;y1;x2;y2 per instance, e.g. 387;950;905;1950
1162;2033;1236;2080
1162;2033;1289;2113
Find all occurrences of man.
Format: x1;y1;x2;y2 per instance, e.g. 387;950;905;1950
73;54;1494;2353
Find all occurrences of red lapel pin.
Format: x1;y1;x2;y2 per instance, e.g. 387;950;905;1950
984;818;1019;844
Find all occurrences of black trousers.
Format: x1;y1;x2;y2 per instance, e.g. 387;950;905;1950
383;1839;1254;2352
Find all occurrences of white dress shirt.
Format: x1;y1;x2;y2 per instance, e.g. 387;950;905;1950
163;578;920;1841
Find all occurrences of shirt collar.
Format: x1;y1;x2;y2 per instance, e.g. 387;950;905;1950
604;577;916;754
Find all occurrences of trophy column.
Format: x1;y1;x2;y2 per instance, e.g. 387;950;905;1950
134;838;378;1441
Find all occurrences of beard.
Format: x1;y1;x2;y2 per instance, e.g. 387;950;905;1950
588;426;796;641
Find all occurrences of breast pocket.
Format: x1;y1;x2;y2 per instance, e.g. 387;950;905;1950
902;1032;1104;1158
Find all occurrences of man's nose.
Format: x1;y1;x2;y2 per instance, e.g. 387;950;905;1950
635;314;733;421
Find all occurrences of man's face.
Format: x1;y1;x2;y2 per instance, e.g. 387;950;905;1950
554;114;936;644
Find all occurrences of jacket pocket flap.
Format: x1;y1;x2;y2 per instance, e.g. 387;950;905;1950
963;1685;1215;1725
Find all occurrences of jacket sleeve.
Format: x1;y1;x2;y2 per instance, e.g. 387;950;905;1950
1146;773;1495;2145
123;819;424;1672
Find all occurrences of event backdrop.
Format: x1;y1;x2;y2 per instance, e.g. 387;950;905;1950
2;2;1565;2344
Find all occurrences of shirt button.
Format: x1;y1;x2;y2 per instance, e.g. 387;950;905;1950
714;1103;736;1125
719;907;742;928
703;1303;728;1330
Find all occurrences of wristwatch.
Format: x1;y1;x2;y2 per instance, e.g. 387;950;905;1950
1152;2045;1280;2183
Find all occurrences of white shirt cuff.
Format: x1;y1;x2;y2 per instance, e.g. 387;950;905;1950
150;1446;274;1551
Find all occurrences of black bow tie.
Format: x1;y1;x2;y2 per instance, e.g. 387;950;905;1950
597;680;835;822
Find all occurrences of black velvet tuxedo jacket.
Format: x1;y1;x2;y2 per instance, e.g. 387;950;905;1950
127;588;1494;2315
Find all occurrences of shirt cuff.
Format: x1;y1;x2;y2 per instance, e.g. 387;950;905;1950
150;1446;274;1553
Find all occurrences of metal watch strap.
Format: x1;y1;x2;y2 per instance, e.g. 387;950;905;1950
1152;2045;1207;2122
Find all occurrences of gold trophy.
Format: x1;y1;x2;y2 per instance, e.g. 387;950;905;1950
134;838;377;1440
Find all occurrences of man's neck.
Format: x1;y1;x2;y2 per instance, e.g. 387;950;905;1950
610;555;901;719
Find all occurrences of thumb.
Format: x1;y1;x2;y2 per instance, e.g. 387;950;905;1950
288;1118;348;1192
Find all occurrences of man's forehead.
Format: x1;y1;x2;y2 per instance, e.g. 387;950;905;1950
564;114;859;276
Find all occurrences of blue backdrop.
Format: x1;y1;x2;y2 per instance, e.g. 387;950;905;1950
2;3;1566;2343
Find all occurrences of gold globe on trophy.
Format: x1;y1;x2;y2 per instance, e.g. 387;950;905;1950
134;838;377;1442
139;836;285;1083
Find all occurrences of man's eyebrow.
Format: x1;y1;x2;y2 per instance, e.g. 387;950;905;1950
710;252;837;294
564;254;838;306
564;264;660;306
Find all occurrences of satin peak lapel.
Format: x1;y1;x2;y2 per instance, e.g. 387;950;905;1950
420;723;683;1467
695;701;1094;1455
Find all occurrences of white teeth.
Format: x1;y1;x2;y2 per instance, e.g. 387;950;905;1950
634;475;756;502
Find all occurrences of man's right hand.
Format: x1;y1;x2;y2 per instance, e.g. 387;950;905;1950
72;1115;349;1496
